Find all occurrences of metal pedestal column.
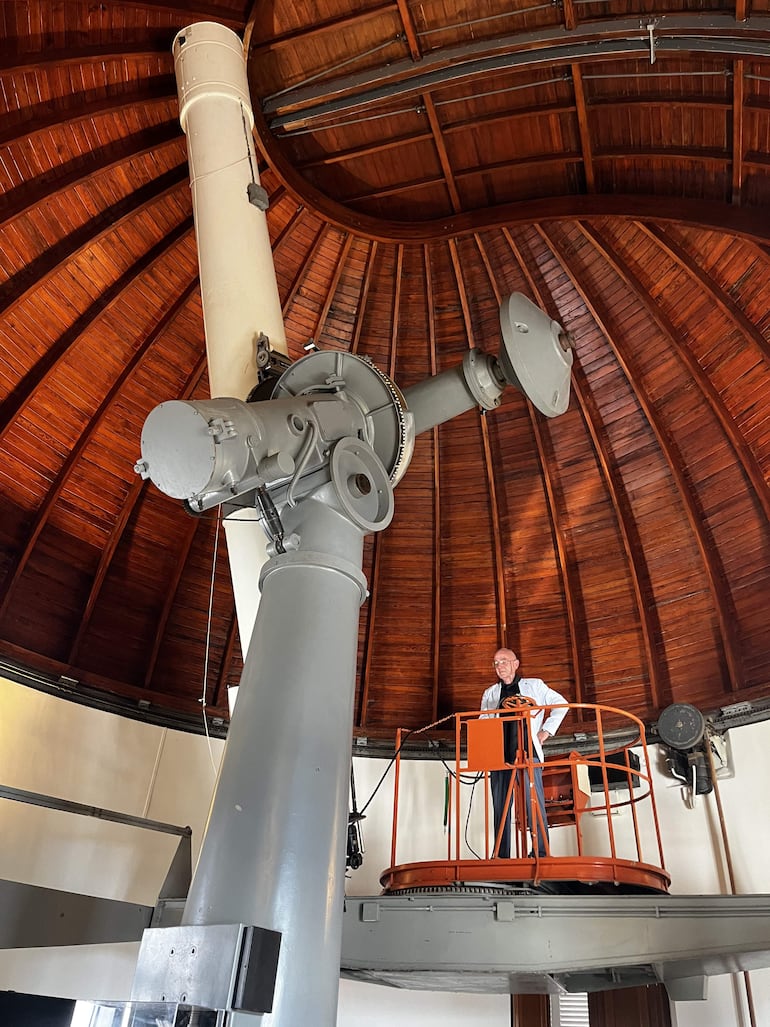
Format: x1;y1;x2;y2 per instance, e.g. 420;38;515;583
182;495;368;1026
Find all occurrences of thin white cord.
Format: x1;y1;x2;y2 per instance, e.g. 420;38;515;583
200;507;222;776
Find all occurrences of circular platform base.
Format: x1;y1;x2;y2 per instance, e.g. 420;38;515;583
381;856;671;895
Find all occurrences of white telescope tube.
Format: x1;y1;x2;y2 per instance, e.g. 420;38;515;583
173;21;286;393
173;22;287;655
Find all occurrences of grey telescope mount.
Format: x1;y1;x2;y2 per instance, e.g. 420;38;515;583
130;294;573;1027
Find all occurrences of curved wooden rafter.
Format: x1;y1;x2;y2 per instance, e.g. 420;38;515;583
733;58;745;204
280;222;329;317
395;0;422;61
424;244;442;722
143;515;202;688
313;233;354;344
569;362;666;708
497;227;586;707
0;272;199;621
0;202;193;439
579;221;770;525
212;604;240;711
538;224;744;692
424;95;461;213
356;244;401;728
571;63;595;193
0;123;182;232
272;203;309;257
634;221;770;369
350;240;378;355
0;44;173;75
0;82;176;149
448;238;507;644
0;165;188;315
248;2;395;55
67;352;209;668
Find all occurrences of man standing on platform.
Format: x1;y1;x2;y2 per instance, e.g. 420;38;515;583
480;648;568;858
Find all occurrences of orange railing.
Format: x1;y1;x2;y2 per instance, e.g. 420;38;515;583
381;703;670;894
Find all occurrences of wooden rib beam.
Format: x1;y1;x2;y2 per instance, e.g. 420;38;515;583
272;204;308;257
66;355;209;668
634;221;770;368
499;228;586;708
0;164;187;319
249;2;395;53
143;516;201;689
345;173;447;203
297;131;433;168
441;101;577;135
357;245;401;728
0;638;229;718
312;234;354;344
343;145;732;205
0;185;192;443
732;58;745;204
424;244;442;722
539;224;743;692
212;606;240;711
357;535;381;730
581;222;770;525
0;43;171;73
351;240;377;727
0;123;182;232
571;64;595;193
424;95;462;213
563;0;578;31
0;83;175;148
396;0;423;60
571;361;665;707
281;224;328;316
351;241;378;354
448;238;507;644
0;274;198;623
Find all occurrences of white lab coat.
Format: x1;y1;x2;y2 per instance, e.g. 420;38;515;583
480;677;568;761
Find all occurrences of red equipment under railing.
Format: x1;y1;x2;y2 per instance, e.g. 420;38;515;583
381;703;670;894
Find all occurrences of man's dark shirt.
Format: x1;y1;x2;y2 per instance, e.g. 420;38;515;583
499;673;531;764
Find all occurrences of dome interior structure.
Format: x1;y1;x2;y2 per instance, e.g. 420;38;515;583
0;0;769;747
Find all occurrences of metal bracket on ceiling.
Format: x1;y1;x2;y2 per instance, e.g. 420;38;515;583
644;18;659;64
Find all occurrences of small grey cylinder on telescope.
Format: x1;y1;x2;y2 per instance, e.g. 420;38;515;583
403;293;573;436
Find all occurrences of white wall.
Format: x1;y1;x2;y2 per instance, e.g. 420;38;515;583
0;674;768;1025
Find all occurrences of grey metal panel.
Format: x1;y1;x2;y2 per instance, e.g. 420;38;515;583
131;924;245;1008
131;923;281;1015
0;880;152;948
340;893;770;995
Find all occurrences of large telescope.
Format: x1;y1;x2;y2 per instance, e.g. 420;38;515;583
130;295;573;1027
127;22;574;1027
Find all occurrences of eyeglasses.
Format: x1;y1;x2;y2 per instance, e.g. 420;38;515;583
493;658;512;666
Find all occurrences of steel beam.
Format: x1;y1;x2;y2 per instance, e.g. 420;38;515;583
263;15;770;131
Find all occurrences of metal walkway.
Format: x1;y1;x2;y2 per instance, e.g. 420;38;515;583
341;892;770;1000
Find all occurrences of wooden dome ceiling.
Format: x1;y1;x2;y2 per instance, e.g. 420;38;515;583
1;0;769;744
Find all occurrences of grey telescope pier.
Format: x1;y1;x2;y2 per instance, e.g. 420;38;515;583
132;298;572;1025
341;892;770;1001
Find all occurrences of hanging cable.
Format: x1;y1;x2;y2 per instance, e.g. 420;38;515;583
200;506;222;776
